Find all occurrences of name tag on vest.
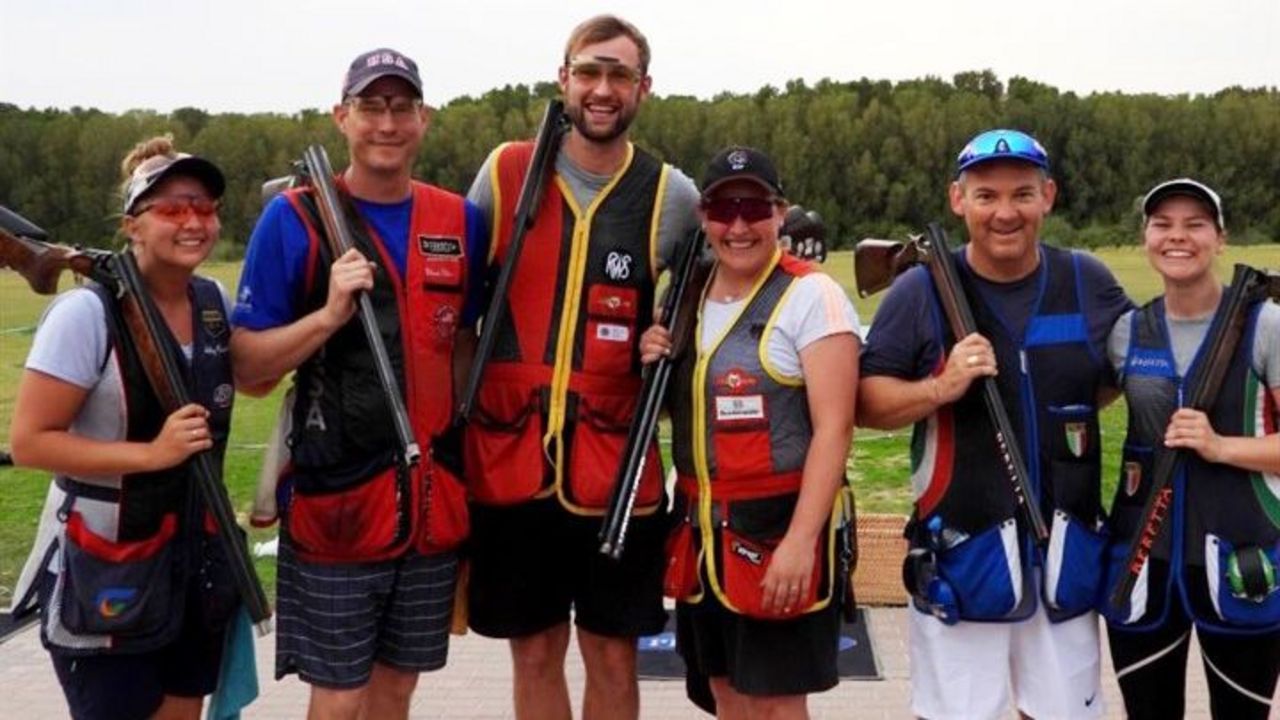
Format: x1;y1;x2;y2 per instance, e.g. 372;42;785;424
715;395;765;422
596;323;630;343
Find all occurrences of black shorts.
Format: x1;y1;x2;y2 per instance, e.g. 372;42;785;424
49;604;225;720
676;593;840;697
1107;569;1280;720
467;496;667;639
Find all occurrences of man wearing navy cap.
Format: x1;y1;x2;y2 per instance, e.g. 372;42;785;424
859;129;1132;719
231;48;488;720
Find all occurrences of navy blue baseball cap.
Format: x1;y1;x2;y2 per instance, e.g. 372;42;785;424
342;48;423;99
1143;178;1225;230
955;129;1049;175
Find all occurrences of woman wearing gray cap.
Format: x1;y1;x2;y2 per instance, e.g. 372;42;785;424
639;146;859;717
8;135;240;720
1103;178;1280;719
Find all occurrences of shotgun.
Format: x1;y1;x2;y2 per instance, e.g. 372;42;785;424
298;144;420;467
456;99;567;423
1108;264;1280;612
0;206;273;634
855;223;1050;544
599;230;710;559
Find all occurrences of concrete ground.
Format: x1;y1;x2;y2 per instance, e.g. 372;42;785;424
2;606;1276;718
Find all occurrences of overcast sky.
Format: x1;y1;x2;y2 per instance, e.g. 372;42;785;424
3;0;1277;114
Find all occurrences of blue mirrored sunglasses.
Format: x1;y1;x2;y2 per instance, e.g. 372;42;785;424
955;129;1049;174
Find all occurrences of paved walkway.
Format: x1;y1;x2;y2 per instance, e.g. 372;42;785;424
1;606;1275;718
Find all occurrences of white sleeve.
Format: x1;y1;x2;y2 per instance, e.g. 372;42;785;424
1254;302;1280;389
25;288;109;390
765;273;860;378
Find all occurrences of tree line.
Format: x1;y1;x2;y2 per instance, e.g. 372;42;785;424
2;70;1277;256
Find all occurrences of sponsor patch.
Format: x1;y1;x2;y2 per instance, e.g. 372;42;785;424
595;323;630;343
713;368;759;394
731;539;763;565
433;305;459;343
213;383;234;409
201;309;227;337
1064;422;1088;458
95;587;137;618
418;235;462;256
604;250;634;281
1124;461;1142;497
715;394;765;422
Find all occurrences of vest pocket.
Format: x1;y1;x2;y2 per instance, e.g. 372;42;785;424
1205;535;1280;628
719;527;823;619
465;382;544;504
415;461;470;554
194;512;243;631
582;284;638;377
287;464;408;562
934;518;1023;620
60;511;179;637
568;392;662;509
1042;509;1108;615
663;519;702;600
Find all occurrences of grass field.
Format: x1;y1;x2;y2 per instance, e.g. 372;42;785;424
2;245;1278;604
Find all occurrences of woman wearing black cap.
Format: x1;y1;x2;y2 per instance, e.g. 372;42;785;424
1103;178;1280;719
8;135;241;720
640;146;858;717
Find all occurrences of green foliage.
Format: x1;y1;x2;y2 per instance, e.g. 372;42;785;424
1;73;1278;256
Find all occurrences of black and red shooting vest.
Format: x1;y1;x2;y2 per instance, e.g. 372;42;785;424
665;251;848;619
464;141;670;516
283;180;469;562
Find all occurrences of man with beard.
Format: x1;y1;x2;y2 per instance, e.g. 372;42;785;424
463;14;699;720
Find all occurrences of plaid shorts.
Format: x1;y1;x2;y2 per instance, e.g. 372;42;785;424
274;540;458;689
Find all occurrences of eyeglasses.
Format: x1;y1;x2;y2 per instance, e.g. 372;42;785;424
955;129;1049;174
703;196;777;224
348;95;423;121
133;195;220;221
567;57;644;87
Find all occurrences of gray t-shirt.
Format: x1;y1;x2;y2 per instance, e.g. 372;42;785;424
467;141;700;268
1108;300;1280;387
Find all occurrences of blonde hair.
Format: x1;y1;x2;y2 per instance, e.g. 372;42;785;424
563;15;650;73
118;134;178;199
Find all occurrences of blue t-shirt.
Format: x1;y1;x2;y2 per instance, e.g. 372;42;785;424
233;192;489;330
860;246;1133;382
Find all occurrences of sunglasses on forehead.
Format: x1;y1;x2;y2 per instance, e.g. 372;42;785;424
702;196;778;224
133;195;220;220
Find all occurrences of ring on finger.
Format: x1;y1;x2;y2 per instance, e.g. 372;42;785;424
966;354;979;366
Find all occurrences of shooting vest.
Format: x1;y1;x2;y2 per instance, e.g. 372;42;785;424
908;246;1109;622
1107;298;1280;632
34;278;235;655
464;141;667;515
665;251;847;619
283;181;470;562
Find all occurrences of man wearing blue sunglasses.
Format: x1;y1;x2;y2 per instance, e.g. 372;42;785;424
859;129;1132;719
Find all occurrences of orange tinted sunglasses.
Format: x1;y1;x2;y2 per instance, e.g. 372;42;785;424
133;195;220;220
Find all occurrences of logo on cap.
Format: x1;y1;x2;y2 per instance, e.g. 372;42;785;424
368;51;410;71
727;150;750;171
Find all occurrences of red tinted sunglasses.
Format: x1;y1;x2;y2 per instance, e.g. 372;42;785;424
134;195;220;220
703;196;777;224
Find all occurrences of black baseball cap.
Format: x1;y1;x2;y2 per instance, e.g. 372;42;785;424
701;146;784;198
122;153;225;215
342;48;423;99
1142;178;1225;230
